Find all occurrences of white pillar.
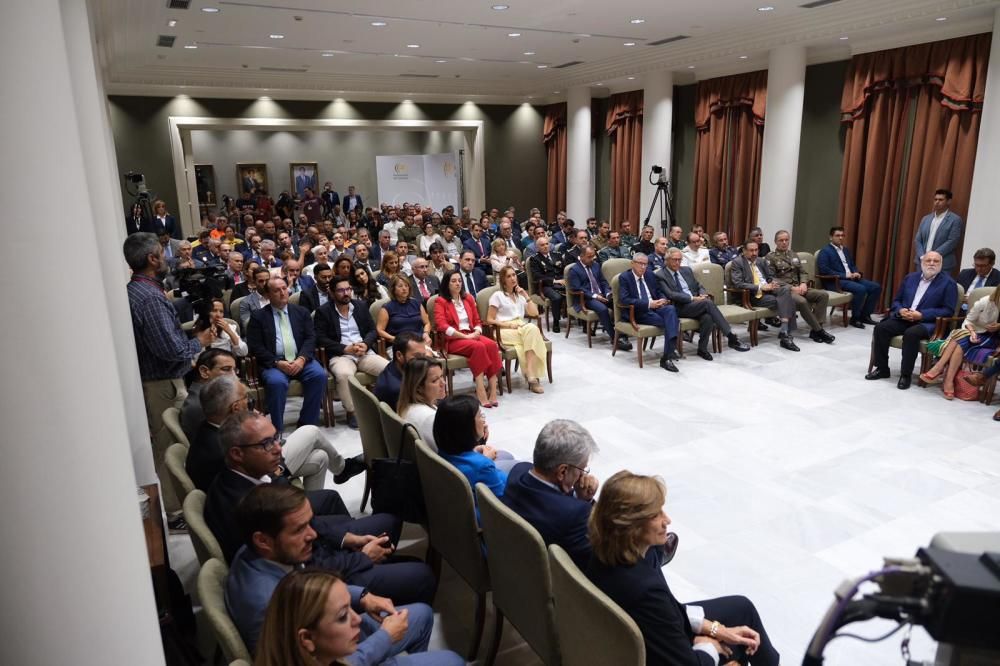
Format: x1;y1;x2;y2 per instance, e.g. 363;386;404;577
566;86;593;222
640;71;674;234
0;1;165;664
757;45;807;246
963;7;1000;263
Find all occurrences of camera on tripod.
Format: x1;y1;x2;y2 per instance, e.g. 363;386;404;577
644;165;675;234
650;164;668;185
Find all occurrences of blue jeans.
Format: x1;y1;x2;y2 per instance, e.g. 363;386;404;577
348;602;465;666
260;358;326;431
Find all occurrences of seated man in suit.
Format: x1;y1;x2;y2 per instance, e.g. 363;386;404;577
766;230;836;344
180;348;238;443
298;262;332;314
408;258;440;304
239;267;273;332
730;241;801;352
207;411;436;604
816;226;882;328
527;236;566;333
567;245;632;351
914;188;963;274
315;277;390;429
560;229;589;264
462;221;493;275
501;419;677;570
866;251;958;390
957;247;1000;292
618;253;680;372
373;332;427;409
246;276;327;432
226;485;459;663
655;248;751;360
456;249;488;298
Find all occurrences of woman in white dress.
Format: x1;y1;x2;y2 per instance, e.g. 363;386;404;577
486;266;548;394
417;221;443;257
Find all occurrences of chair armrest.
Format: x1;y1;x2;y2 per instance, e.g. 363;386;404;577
376;338;388;358
815;274;843;291
932;316;964;339
523;314;549;341
724;287;752;308
567;289;590;312
626;304;639;331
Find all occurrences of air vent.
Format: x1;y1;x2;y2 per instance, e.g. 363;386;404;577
647;35;690;46
800;0;842;7
260;66;309;73
553;60;583;69
399;73;440;78
167;0;191;9
157;35;176;48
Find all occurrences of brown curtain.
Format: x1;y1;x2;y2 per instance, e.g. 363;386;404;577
543;103;567;220
838;33;990;293
692;71;767;244
606;91;644;229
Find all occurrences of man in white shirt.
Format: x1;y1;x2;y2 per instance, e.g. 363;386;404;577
680;232;711;266
382;210;404;245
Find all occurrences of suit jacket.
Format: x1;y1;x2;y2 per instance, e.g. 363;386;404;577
458;268;488;295
654;266;707;305
160;239;183;264
298;283;325;314
618;269;664;315
914;210;963;270
957;267;1000;291
586;552;711;666
567;261;611;309
343;193;363;213
528;251;566;288
463;236;491;261
246;302;317;369
229;281;251;303
729;255;774;293
889;270;958;331
816;243;860;281
501;463;594;569
409;275;441;303
314;298;379;357
185;421;224;491
433;293;482;333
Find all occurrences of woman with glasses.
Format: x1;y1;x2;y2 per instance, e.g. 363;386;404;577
396;357;447;449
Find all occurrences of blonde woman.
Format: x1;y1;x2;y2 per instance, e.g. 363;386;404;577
396;357;447;449
920;287;1000;399
487;265;547;393
489;237;523;273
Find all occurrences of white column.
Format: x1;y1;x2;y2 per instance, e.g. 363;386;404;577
566;86;593;222
640;71;674;234
963;7;1000;263
757;45;807;245
0;1;165;664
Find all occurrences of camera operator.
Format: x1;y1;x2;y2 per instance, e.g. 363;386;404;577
125;232;215;529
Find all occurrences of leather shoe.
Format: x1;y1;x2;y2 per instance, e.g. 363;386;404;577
696;349;714;361
809;329;835;344
778;333;800;352
615;337;634;352
551;321;561;333
659;357;679;372
849;320;865;329
993;408;1000;422
964;372;986;387
661;532;679;564
766;317;782;327
727;335;751;351
865;368;890;380
861;316;878;325
667;349;681;361
897;374;912;390
757;321;770;331
334;455;367;485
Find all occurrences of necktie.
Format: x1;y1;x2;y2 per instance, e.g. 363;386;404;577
585;265;599;295
279;310;297;362
750;262;762;298
675;271;693;298
419;279;430;299
974;275;985;289
465;272;476;296
638;275;649;301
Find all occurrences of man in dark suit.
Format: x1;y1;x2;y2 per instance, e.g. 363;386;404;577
373;332;427;409
502;419;677;570
567;245;631;351
457;250;488;298
463;221;493;275
186;374;249;491
730;241;801;352
816;226;881;329
314;277;389;429
246;276;327;431
343;185;363;214
656;248;751;360
298;262;331;314
407;257;440;304
320;181;340;216
618;253;680;372
527;236;566;333
957;247;1000;292
866;251;958;389
914;188;963;273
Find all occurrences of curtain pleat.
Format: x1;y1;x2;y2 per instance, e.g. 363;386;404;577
606;91;644;228
543;103;567;220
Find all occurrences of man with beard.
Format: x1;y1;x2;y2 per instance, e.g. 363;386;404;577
866;251;957;390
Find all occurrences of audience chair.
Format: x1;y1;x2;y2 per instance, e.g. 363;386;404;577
695;262;758;353
162;406;190;448
799;252;850;327
413;440;491;661
377;400;421;459
599;258;632;285
222;288;233;310
424;295;471;394
165;442;196;503
563;264;600;347
288;291;302;306
369;297;390;358
966;286;997;311
724;261;775;346
871;283;966;379
348;374;386;511
548;544;645;666
476;285;540;393
229;296;246;333
609;274;663;368
524;260;553;332
184;489;225;565
476;484;561;666
197;558;252;663
813;249;867;324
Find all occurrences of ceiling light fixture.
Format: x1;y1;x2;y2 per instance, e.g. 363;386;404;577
184;44;198;49
508;32;521;37
491;4;509;10
523;51;535;55
322;52;334;56
935;16;948;21
553;90;560;93
269;34;284;39
739;55;748;59
595;82;603;86
406;44;420;48
627;76;635;80
757;6;774;11
370;21;387;27
167;19;177;27
623;42;636;46
460;56;476;61
537;64;547;68
201;7;219;13
687;65;695;69
435;59;447;63
839;35;849;40
630;18;645;24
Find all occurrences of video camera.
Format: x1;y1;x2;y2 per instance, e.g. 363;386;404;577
173;265;227;323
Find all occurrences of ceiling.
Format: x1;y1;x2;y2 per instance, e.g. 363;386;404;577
94;0;999;104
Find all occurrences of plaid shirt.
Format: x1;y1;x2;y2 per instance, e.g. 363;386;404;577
127;275;202;381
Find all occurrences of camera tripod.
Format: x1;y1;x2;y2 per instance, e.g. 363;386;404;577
642;178;676;236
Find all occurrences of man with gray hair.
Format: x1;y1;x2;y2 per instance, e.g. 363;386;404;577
501;419;676;568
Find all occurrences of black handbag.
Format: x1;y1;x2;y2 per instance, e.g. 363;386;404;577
370;423;427;524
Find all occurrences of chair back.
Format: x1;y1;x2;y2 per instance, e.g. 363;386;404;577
476;484;560;665
797;252;816;285
184;489;225;565
610;274;623;325
378;400;421;458
162;406;190;448
524;259;539;296
967;286;997;307
165;442;195;502
723;261;739;304
369;297;389;323
954;284;967;316
229;296;245;323
694;262;722;301
509;246;523;260
476;285;500;323
288;291;301;305
222;288;233;310
600;258;631;285
413;440;489;593
348;374;388;464
197;558;251;663
548;544;645;666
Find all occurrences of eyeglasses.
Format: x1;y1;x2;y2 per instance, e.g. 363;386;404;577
334;287;354;293
238;433;284;452
563;463;591;475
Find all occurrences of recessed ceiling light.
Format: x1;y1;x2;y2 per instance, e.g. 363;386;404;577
201;7;219;13
595;82;604;86
537;64;547;69
435;59;448;63
508;32;521;37
757;6;774;11
167;19;177;27
402;99;412;102
630;18;645;24
739;55;748;59
406;44;420;48
184;44;198;49
935;16;948;21
553;90;560;93
370;21;387;27
623;42;636;47
460;57;476;61
687;65;695;69
839;36;849;40
523;51;535;55
269;34;284;39
519;60;531;64
492;4;509;10
627;76;635;80
527;96;534;99
322;52;334;56
575;33;591;38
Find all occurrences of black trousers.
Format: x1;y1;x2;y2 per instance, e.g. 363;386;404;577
675;299;732;350
871;316;931;375
541;285;565;323
690;595;780;666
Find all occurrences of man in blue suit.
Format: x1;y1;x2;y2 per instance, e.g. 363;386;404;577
618;253;680;372
866;251;957;389
914;189;963;274
817;226;882;328
567;245;632;351
246;276;327;431
456;250;488;297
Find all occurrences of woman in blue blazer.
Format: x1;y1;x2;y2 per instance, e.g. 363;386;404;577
432;394;514;497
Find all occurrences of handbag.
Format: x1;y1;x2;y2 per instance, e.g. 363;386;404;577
370;423;427;524
953;369;980;401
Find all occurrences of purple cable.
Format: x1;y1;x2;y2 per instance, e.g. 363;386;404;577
818;565;902;649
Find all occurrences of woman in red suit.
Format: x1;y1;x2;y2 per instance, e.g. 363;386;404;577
434;270;502;407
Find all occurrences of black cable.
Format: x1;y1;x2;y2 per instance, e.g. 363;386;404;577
827;622;909;645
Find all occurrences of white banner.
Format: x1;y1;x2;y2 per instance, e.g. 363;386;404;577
375;152;459;212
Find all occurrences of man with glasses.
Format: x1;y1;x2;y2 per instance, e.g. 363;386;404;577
314;277;390;429
205;411;436;605
618;253;681;372
501;419;677;570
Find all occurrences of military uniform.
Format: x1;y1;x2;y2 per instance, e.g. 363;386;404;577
528;250;566;332
620;233;639;251
397;223;422;251
591;234;610;252
598;244;631;262
766;249;830;334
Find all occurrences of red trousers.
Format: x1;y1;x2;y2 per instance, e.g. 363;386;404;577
446;334;502;378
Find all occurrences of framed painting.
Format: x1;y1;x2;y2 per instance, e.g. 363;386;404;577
236;163;268;196
290;162;319;199
194;164;216;205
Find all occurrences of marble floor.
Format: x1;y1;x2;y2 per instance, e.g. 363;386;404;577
169;317;1000;665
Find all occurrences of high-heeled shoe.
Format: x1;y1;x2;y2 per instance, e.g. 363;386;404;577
919;371;944;385
943;383;955;400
